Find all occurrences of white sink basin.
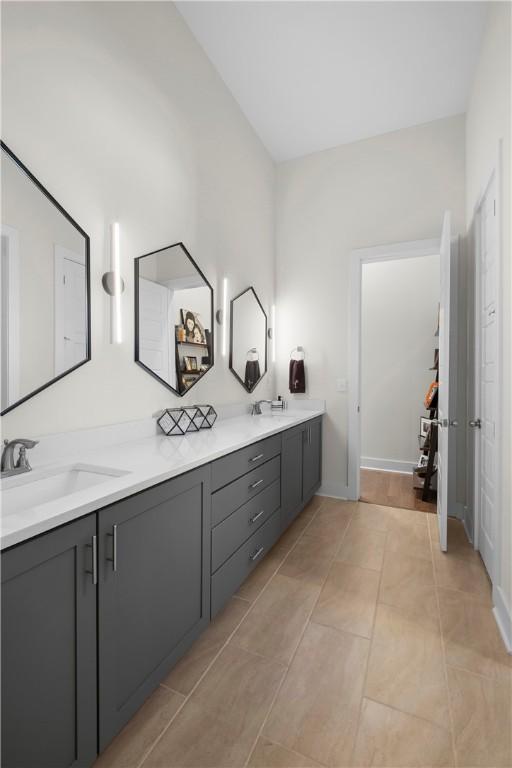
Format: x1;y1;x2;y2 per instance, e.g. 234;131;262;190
1;464;130;516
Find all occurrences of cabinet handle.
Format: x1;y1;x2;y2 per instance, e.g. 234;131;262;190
249;546;265;562
107;524;118;572
249;509;265;525
249;453;264;463
249;478;264;490
86;535;98;585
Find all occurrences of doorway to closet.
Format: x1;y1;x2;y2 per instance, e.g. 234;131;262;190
359;251;440;513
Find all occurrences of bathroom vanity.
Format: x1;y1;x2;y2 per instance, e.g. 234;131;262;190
1;409;323;768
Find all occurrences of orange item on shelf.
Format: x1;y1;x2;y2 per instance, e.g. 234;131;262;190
424;381;439;408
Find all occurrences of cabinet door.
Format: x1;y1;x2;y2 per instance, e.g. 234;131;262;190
1;515;97;768
98;466;210;750
281;423;305;531
303;418;322;501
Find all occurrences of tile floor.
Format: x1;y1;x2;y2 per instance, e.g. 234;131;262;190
94;497;512;768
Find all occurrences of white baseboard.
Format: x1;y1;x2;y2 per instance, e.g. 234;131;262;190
318;482;350;500
493;585;512;654
361;457;416;474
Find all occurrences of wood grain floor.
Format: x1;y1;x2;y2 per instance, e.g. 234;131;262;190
360;468;436;513
94;498;510;768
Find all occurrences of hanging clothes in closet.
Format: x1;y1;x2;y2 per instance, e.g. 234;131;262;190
245;348;261;390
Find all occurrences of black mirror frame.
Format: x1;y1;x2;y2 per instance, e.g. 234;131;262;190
0;140;91;416
134;242;214;398
229;286;268;393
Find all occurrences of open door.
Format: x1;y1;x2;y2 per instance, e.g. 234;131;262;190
437;211;457;551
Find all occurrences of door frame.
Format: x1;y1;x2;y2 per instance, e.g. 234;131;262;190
347;237;440;500
471;146;503;586
54;244;86;376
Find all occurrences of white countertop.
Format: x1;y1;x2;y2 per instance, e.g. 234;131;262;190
0;406;325;550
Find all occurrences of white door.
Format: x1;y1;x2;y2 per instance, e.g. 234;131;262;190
138;278;172;386
437;210;457;551
476;176;498;580
55;246;87;375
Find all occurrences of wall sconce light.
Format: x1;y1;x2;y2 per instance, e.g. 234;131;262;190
102;222;125;344
215;277;229;357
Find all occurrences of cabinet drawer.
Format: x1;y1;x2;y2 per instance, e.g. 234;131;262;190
211;479;280;572
211;510;281;617
211;434;281;492
212;455;280;527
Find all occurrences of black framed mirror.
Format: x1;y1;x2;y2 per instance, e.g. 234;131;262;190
134;242;214;396
229;287;267;392
0;141;91;415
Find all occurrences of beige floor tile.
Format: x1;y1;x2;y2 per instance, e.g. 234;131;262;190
352;698;454;767
278;511;315;552
248;738;322;767
428;512;440;542
432;551;492;604
336;522;387;572
302;495;324;518
446;518;480;562
144;645;285;767
95;686;185;768
264;622;369;766
279;532;339;586
379;549;439;630
365;603;450;728
447;666;512;767
162;597;250;694
237;544;289;602
305;503;353;545
232;574;320;664
352;503;390;532
312;561;380;639
385;505;429;527
385;518;431;561
438;588;512;681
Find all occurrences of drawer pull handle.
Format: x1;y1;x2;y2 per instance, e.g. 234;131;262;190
250;478;264;490
249;546;265;562
250;453;264;463
249;509;265;524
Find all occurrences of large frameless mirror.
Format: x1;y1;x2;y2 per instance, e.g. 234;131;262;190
0;142;91;415
135;242;214;396
229;286;267;392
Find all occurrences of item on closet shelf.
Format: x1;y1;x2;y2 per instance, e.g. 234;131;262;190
289;347;306;394
424;380;438;409
176;325;186;343
244;348;261;391
157;405;218;435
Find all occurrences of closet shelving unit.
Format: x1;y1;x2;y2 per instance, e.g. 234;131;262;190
414;337;439;501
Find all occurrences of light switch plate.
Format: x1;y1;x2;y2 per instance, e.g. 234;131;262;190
336;378;347;393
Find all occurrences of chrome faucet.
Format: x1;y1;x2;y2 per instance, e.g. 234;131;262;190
251;400;273;416
1;438;39;478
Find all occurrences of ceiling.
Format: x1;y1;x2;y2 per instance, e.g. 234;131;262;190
176;1;487;162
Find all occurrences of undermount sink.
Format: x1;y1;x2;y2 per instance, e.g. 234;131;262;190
1;464;130;516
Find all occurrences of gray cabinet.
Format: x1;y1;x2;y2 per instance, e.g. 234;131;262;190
281;417;322;531
1;515;97;768
98;466;210;750
303;417;322;501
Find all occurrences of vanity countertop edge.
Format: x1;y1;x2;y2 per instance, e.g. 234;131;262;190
1;408;325;551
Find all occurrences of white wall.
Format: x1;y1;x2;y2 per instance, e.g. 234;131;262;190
465;2;511;646
0;1;275;437
275;115;466;497
361;254;440;471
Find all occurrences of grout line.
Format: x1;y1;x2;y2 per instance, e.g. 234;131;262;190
347;526;387;766
428;512;459;768
136;496;327;768
362;695;453;733
242;500;354;768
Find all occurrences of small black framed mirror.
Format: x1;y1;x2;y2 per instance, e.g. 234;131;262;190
0;141;91;415
229;287;267;392
134;242;214;396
